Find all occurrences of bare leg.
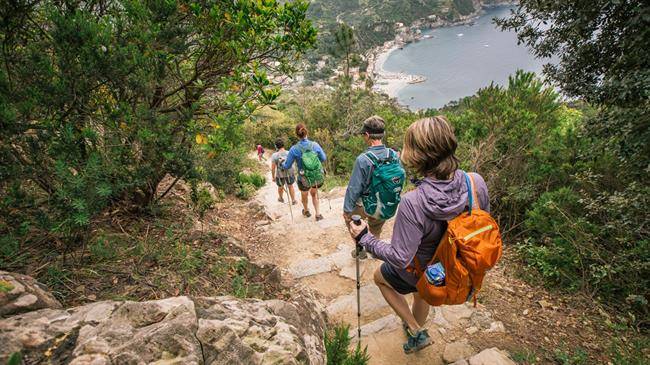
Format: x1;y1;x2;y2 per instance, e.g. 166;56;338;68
288;184;296;203
411;292;430;327
310;188;320;216
277;186;284;200
374;268;420;332
301;190;309;211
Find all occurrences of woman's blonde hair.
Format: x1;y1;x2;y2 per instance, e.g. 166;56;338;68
401;116;459;180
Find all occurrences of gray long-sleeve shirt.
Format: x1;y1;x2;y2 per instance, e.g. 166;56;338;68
359;170;490;287
343;145;395;213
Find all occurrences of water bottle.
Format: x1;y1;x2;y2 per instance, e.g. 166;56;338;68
425;262;445;286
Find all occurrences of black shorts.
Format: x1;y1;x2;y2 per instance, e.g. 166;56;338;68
297;175;323;192
275;176;295;187
380;263;418;295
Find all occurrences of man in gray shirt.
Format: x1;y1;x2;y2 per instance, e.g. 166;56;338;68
343;116;397;257
271;138;297;204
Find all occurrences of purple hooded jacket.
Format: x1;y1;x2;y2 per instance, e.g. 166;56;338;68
360;169;490;287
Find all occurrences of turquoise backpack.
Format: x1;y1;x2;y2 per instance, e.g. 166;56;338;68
361;149;406;220
299;142;324;186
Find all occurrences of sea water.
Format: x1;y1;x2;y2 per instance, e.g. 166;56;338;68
382;6;550;110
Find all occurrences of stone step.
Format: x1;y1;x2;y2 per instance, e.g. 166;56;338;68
326;284;388;318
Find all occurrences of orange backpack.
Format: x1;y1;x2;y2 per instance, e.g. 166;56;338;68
411;173;502;307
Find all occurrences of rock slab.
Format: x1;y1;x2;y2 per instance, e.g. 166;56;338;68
468;347;516;365
0;293;327;365
0;270;62;318
443;340;475;363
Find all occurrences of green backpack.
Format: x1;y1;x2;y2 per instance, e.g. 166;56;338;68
299;142;324;186
362;149;406;220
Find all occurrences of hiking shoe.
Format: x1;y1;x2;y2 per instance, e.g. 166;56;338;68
292;200;298;205
351;248;368;260
302;209;311;218
403;329;431;354
315;214;324;221
278;197;284;203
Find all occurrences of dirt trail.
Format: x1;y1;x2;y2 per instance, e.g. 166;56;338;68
249;162;519;365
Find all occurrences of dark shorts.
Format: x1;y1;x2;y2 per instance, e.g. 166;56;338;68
380;263;417;295
275;176;295;187
297;175;323;192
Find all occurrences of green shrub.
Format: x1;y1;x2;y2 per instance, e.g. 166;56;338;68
0;0;315;244
238;172;266;189
324;324;370;365
7;352;22;365
445;71;649;318
189;181;216;220
249;173;266;189
553;347;588;365
0;280;14;293
235;183;257;200
608;337;650;365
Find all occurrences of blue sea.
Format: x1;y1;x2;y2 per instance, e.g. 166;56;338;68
383;6;550;110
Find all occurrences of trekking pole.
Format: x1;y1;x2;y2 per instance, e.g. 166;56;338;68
283;184;294;223
351;214;367;347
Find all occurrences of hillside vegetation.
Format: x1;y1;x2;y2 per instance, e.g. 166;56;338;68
0;0;647;362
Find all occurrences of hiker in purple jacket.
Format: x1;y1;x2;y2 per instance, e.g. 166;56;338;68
348;116;490;354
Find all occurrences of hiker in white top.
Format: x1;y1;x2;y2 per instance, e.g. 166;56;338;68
270;138;297;205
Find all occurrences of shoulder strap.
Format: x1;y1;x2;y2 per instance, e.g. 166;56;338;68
298;142;308;154
465;172;480;212
388;148;397;161
380;147;394;163
364;151;380;167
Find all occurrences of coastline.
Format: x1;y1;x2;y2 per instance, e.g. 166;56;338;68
368;1;518;102
368;42;423;98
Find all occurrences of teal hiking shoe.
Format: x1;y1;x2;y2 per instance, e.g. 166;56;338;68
403;329;432;354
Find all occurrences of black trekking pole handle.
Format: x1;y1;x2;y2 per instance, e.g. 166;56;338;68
351;215;367;251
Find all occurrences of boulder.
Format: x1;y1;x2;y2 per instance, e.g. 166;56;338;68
0;270;62;317
0;291;327;364
484;321;506;333
468;347;516;365
443;340;475;363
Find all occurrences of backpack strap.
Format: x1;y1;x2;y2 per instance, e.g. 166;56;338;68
363;151;380;167
298;141;314;154
364;147;395;166
464;172;480;213
380;147;397;163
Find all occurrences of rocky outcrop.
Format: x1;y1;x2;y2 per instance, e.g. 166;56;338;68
0;270;62;317
0;282;327;364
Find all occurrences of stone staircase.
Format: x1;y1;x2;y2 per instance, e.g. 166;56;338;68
254;170;516;365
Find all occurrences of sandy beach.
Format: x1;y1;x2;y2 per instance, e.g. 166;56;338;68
366;5;497;101
369;42;424;98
